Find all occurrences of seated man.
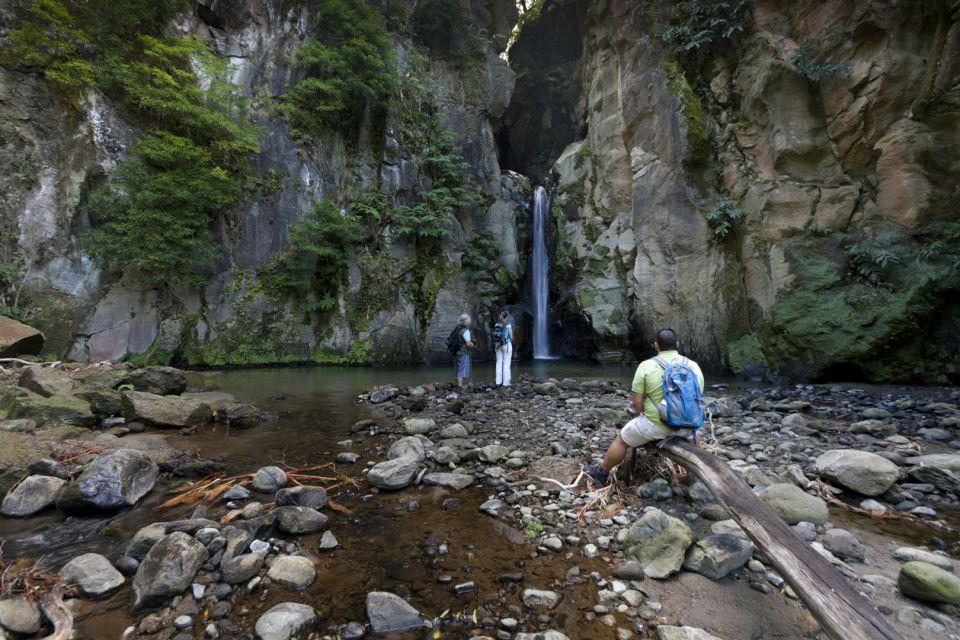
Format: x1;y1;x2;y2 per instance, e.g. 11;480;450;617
586;328;704;485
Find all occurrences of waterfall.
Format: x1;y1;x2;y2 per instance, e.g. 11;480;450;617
531;186;553;359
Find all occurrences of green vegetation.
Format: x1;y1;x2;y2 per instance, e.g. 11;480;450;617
259;200;363;316
704;199;743;240
663;59;710;163
660;0;750;67
282;0;395;142
726;334;767;374
848;224;960;286
462;233;499;273
524;518;544;541
411;0;485;62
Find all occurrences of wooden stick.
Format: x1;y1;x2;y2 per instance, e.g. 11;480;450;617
39;591;73;640
660;439;903;640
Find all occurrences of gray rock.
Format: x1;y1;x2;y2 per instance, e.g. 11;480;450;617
251;466;287;493
622;508;693;579
478;444;509;463
894;547;954;571
272;506;328;535
657;626;724;640
58;448;158;513
683;534;755;580
759;483;828;525
318;531;339;550
514;633;569;640
850;419;897;437
366;591;425;634
59;553;125;597
899;561;960;605
369;387;397;404
133;532;208;609
121;366;187;395
439;424;469;439
612;561;646;581
19;366;74;397
223;485;251;501
639;478;673;501
422;472;474;491
275;486;327;509
403;418;436;435
121;390;211;428
267;556;315;590
368;458;419;490
127;522;169;560
1;474;65;516
0;597;41;635
27;458;68;479
533;382;561;396
822;528;865;561
814;450;900;496
254;602;316;640
174;615;193;630
522;588;561;609
220;553;264;584
387;436;426;462
709;519;748;538
905;454;960;472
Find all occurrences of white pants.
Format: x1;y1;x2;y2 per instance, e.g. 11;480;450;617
495;343;512;386
620;414;675;447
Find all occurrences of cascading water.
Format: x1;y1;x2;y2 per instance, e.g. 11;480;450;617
531;186;553;359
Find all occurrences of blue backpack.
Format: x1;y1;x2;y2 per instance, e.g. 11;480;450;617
654;356;703;429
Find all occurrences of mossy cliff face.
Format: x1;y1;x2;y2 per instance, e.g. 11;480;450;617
3;0;524;366
508;0;960;380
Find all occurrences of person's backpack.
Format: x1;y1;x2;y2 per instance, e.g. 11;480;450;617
492;322;505;348
446;326;465;354
653;356;703;429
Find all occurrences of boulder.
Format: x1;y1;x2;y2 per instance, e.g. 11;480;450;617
0;596;41;635
369;387;397;404
18;366;73;397
133;532;208;609
905;454;960;473
533;382;561;396
127;522;169;560
180;391;237;410
255;602;316;640
267;556;315;590
275;486;327;510
387;436;426;462
894;547;954;571
403;418;436;435
759;483;829;525
368;458;419;490
478;444;509;463
272;506;328;534
0;316;43;356
622;508;693;578
366;591;425;634
75;384;123;419
898;561;960;605
121;390;211;428
221;553;264;584
422;472;474;491
822;528;865;561
218;401;262;428
59;553;125;597
58;448;158;514
251;466;287;492
683;534;755;580
439;423;469;439
657;627;724;640
121;366;187;395
1;474;65;516
814;450;900;496
2;390;96;427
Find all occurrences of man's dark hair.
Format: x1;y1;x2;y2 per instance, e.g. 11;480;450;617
656;327;678;350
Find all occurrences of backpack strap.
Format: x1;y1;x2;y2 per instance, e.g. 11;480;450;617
653;356;671;370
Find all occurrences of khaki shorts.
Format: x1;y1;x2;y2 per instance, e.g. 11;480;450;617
620;414;675;447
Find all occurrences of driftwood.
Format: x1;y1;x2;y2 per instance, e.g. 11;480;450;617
660;439;903;640
38;590;73;640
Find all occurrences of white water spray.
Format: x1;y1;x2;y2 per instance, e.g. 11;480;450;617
531;186;553;359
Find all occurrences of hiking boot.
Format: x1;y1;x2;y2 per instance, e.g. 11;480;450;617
584;464;609;486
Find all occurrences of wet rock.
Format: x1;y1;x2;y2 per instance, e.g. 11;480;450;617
222;485;251;501
906;466;960;494
403;418;436;435
894;547;954;571
1;474;65;516
0;596;41;635
58;448;158;514
127;523;168;560
121;390;211;428
220;553;264;584
657;626;724;640
622;509;693;579
898;561;960;605
822;528;865;561
251;466;288;493
369;387;397;404
19;366;73;397
272;506;328;534
683;534;755;580
267;556;315;590
218;402;262;428
275;486;327;510
522;588;561;609
814;450;900;496
133;532;208;609
121;366;187;396
368;458;419;490
759;483;828;525
60;552;125;597
366;591;425;634
0;316;44;357
422;472;474;491
254;602;316;640
387;436;426;462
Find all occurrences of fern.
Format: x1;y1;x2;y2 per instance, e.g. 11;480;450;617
704;199;743;240
847;234;905;285
661;0;750;67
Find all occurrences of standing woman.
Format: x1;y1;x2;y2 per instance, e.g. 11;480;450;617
495;309;514;387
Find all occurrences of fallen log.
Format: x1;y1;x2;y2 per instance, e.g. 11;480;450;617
39;590;73;640
660;438;903;640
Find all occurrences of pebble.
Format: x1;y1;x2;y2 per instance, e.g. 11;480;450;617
173;615;193;630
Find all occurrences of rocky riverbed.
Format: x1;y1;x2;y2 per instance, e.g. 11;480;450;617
1;365;960;640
